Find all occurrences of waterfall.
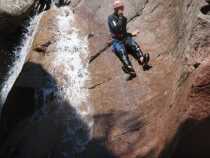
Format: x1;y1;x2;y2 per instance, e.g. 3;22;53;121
0;4;93;156
0;13;43;109
29;6;93;156
47;6;93;155
54;6;93;130
55;7;93;124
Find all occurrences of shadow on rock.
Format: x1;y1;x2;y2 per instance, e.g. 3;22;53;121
0;18;32;85
0;62;93;158
79;138;117;158
200;4;210;15
83;111;145;157
160;117;210;158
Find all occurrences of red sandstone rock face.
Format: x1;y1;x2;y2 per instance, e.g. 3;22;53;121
1;0;210;158
74;0;210;157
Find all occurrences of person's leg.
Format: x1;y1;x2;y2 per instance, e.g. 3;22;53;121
45;0;51;10
112;40;135;74
125;36;150;70
125;36;146;65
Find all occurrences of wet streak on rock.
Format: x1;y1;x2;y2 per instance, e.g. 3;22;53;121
0;25;29;84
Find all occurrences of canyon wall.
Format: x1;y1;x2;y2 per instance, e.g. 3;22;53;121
0;0;210;158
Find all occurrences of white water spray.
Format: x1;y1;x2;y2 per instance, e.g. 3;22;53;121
50;7;93;128
34;7;94;155
0;13;43;107
0;5;93;155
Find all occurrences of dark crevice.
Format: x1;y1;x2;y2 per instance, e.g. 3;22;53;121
0;15;33;86
128;13;141;23
149;2;161;14
160;117;210;158
110;120;144;142
128;0;149;23
200;5;210;15
192;83;210;94
88;78;112;90
89;43;112;63
174;118;210;158
0;62;95;158
78;139;117;158
34;41;52;53
177;70;190;87
193;62;201;69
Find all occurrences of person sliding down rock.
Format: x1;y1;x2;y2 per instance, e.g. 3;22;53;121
35;0;71;13
108;0;151;81
35;0;52;13
55;0;71;7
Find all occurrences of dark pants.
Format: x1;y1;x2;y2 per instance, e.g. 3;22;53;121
112;36;144;72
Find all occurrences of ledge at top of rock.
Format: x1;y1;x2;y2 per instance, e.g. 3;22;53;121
0;0;36;34
0;0;35;15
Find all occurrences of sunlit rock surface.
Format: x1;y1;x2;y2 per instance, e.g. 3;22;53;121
1;0;210;158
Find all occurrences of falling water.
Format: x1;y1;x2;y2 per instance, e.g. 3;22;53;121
49;6;93;154
0;13;43;108
54;7;93;124
31;6;94;156
0;4;93;156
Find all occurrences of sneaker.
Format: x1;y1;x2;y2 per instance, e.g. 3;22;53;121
144;53;150;64
143;64;152;71
122;65;135;74
125;72;136;81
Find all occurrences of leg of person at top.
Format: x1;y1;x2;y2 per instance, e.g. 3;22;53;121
35;0;48;13
45;0;52;10
112;40;136;80
36;0;44;13
125;36;151;71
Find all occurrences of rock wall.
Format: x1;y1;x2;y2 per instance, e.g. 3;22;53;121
0;0;210;158
0;0;36;98
74;0;210;157
0;0;35;34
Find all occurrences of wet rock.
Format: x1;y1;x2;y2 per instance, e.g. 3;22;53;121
1;0;210;158
0;7;93;158
0;0;36;94
0;0;36;34
34;41;52;53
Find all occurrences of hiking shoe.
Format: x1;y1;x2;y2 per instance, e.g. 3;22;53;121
143;64;152;71
144;53;150;65
125;72;136;81
122;65;135;74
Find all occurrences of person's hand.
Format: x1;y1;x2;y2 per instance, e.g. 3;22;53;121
132;30;140;36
